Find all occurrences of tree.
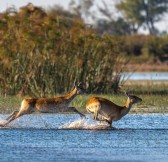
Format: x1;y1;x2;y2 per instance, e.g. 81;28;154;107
93;0;132;35
69;0;94;22
96;18;132;35
117;0;168;34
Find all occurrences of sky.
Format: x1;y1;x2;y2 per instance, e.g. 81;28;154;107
0;0;70;12
0;0;168;34
0;0;70;11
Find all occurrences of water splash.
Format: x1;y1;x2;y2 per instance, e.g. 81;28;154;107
0;115;110;130
0;119;8;126
59;116;110;130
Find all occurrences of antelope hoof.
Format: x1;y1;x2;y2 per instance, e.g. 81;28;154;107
0;123;7;127
0;120;8;127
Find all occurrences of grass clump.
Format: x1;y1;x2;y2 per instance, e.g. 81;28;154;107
0;84;168;114
0;87;167;114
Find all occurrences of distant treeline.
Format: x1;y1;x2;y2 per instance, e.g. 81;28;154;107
0;4;167;96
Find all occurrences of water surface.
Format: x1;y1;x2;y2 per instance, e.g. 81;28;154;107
121;72;168;80
0;114;168;162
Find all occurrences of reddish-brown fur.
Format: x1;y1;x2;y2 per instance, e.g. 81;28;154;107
2;82;86;126
86;92;142;128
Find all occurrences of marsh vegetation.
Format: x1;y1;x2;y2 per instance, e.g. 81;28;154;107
0;3;167;114
0;84;167;114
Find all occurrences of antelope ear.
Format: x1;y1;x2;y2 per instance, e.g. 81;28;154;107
125;91;130;97
126;91;134;99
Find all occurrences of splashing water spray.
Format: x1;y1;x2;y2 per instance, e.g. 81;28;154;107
59;115;110;130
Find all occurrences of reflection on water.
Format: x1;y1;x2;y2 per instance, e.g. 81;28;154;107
0;114;168;162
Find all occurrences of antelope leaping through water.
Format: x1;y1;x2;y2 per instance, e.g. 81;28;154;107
86;91;142;128
1;82;86;127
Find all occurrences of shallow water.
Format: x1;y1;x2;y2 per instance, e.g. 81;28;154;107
0;114;168;162
122;72;168;80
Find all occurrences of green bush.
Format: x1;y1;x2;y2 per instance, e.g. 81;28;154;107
122;35;168;62
0;5;167;97
0;6;122;96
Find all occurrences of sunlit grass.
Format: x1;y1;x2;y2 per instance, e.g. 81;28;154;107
0;96;23;114
0;84;167;114
70;93;168;114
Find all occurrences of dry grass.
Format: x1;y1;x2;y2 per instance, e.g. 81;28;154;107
124;62;168;72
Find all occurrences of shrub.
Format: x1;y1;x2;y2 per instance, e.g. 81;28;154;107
0;5;122;96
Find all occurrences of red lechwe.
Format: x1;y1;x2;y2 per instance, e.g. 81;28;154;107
86;92;142;128
1;82;86;127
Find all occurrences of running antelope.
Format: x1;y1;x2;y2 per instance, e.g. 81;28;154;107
1;82;86;127
86;92;142;128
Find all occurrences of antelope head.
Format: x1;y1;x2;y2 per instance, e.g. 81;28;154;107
125;91;142;104
74;82;87;95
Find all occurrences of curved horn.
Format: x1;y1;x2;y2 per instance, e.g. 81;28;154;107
74;81;77;87
78;82;82;86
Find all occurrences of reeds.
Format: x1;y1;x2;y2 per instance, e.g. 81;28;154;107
0;7;122;97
